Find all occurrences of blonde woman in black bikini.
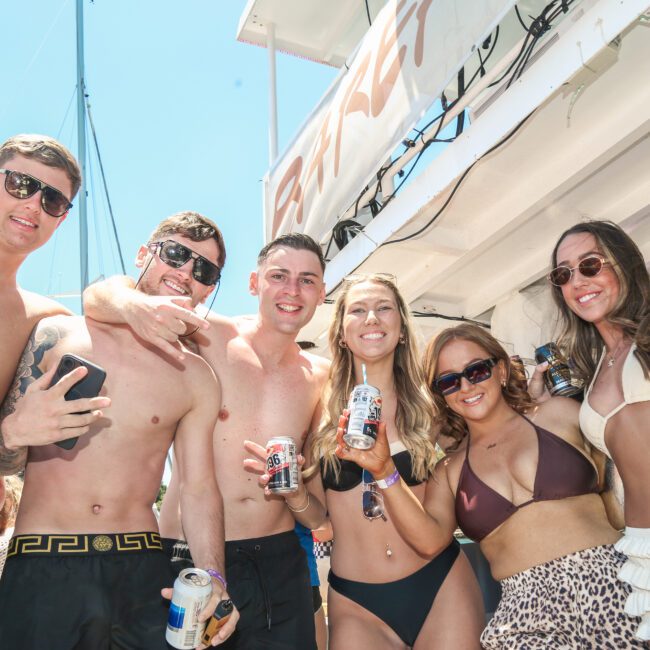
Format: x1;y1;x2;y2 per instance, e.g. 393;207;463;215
308;274;484;649
548;220;650;640
342;323;644;648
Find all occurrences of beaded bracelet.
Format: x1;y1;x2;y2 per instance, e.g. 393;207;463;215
286;492;310;513
375;468;400;490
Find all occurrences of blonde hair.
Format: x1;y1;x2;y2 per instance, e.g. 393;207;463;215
423;324;534;448
309;274;437;481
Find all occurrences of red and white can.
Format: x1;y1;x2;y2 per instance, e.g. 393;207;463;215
266;437;299;494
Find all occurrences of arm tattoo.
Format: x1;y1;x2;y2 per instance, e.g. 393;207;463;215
0;323;68;472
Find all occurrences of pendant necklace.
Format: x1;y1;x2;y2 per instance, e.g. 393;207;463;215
606;339;627;368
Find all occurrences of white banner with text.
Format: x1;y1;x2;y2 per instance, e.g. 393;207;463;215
264;0;517;243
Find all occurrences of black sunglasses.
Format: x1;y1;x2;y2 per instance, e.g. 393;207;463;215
148;240;222;286
0;169;72;218
433;357;498;396
548;255;610;287
362;469;387;521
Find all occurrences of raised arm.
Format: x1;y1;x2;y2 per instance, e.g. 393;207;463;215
83;276;208;361
0;319;110;475
336;420;457;558
172;362;238;642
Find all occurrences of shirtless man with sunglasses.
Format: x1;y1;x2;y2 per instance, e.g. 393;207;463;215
83;232;330;649
0;212;238;648
0;134;111;465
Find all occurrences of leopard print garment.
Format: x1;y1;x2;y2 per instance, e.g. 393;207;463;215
481;545;648;649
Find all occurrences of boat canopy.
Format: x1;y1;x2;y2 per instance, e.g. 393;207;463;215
241;0;650;356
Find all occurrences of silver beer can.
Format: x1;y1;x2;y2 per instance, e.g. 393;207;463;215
343;384;382;450
166;568;213;649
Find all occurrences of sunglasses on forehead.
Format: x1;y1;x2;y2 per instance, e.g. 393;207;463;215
548;255;610;287
433;357;498;396
1;169;72;218
148;240;222;286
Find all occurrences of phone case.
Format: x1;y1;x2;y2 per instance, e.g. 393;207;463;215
49;354;107;450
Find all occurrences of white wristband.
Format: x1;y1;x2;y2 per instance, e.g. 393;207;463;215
375;468;400;489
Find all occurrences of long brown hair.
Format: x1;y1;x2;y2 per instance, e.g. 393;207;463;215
309;275;437;481
550;220;650;381
423;324;534;447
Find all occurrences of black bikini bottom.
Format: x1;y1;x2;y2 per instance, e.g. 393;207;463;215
328;539;460;647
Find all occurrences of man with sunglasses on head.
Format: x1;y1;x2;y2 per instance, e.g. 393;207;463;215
83;232;330;649
0;211;238;649
0;134;114;469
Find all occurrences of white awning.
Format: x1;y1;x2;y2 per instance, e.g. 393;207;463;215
236;0;388;67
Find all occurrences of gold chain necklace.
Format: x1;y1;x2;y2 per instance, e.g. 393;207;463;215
606;339;627;368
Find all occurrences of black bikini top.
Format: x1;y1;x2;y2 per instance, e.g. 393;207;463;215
320;443;425;491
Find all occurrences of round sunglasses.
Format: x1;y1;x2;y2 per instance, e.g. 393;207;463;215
433;357;498;396
1;169;73;218
148;240;222;286
548;255;610;287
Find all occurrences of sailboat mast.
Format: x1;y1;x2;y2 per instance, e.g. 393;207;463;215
76;0;88;298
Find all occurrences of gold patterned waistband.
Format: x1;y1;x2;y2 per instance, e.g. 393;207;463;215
8;532;163;557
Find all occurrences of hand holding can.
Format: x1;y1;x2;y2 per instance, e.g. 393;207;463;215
534;342;581;397
166;568;213;649
343;384;382;450
266;437;299;494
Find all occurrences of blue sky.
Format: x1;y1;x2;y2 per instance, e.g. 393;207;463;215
4;0;337;315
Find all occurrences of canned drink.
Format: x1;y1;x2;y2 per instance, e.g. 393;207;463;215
266;437;299;494
343;384;382;450
534;342;581;397
166;568;213;649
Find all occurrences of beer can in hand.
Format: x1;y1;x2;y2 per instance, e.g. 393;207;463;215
343;384;382;450
534;342;581;397
266;437;299;494
166;568;213;649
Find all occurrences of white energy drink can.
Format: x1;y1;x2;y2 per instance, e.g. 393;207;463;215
266;437;299;494
343;384;382;450
166;568;213;649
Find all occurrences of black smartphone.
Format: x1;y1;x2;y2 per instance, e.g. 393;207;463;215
201;599;233;646
49;353;107;450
